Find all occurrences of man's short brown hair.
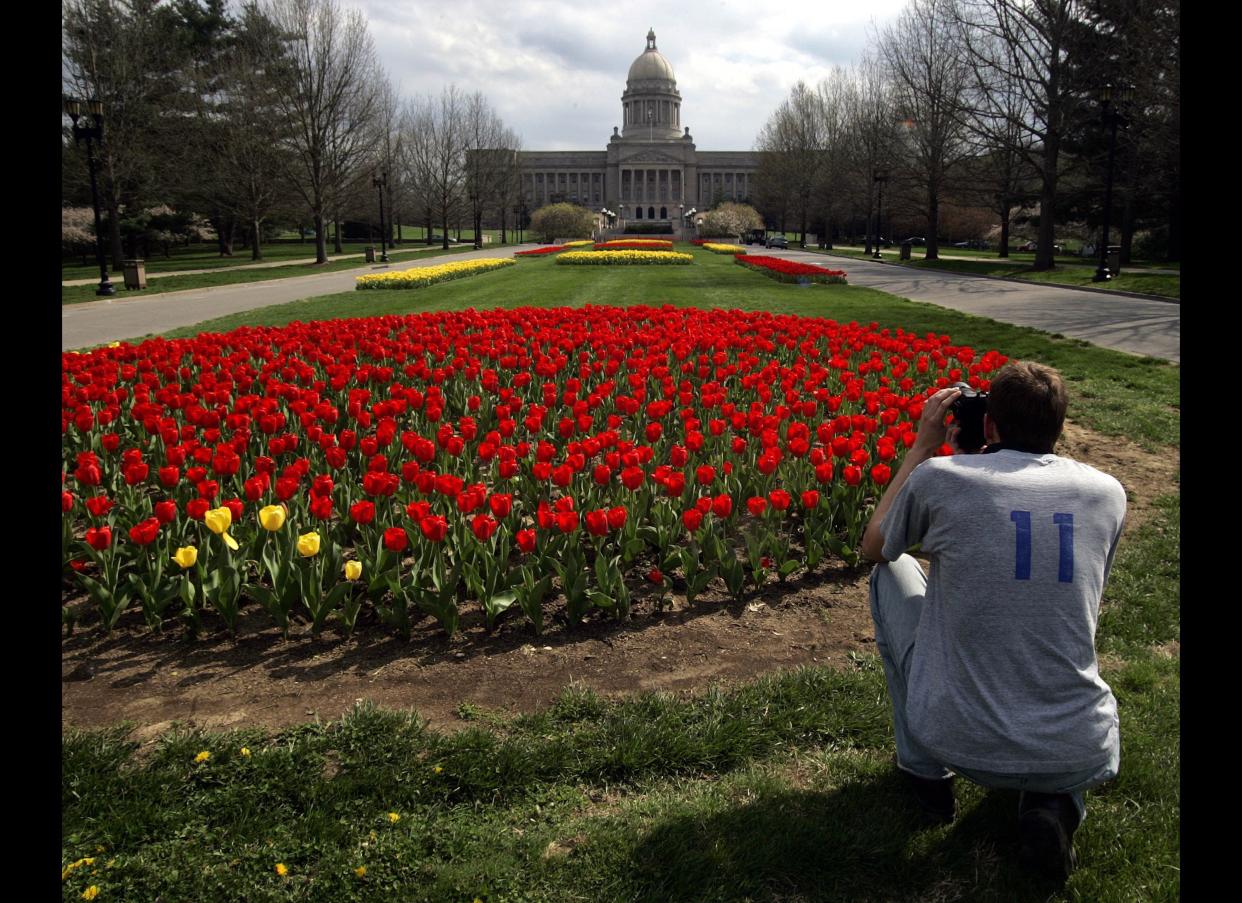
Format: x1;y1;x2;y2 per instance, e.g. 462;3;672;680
987;361;1068;453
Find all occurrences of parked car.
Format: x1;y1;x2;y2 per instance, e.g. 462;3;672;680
953;239;990;250
765;235;789;249
1017;240;1064;254
903;236;926;246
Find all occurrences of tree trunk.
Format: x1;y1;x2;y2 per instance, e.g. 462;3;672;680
441;211;450;250
425;210;434;246
1033;140;1059;271
396;215;402;244
1118;142;1139;265
333;217;343;254
500;207;507;244
314;212;328;264
108;199;124;273
924;184;940;261
998;207;1010;258
251;218;263;261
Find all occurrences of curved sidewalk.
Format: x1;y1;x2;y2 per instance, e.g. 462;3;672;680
61;245;537;351
775;249;1179;363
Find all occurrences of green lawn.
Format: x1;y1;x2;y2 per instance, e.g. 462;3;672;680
61;493;1180;902
814;248;1180;300
61;232;512;281
61;246;478;305
65;246;1180;901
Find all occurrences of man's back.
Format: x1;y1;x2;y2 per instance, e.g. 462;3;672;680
882;449;1127;773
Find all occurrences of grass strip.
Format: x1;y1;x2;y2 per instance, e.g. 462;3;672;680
150;250;1178;450
61;246;478;305
815;249;1180;299
62;655;1178;901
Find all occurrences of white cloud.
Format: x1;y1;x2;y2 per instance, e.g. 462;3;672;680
352;0;907;150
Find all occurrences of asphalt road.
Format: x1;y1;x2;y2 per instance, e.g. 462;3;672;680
61;243;1179;363
773;249;1180;363
61;245;534;351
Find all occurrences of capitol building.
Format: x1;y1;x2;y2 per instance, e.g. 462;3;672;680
518;29;761;232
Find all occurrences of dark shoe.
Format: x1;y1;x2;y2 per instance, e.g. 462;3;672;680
902;770;955;824
1018;792;1080;881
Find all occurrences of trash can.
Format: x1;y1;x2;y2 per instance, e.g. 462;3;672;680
900;241;912;261
1107;245;1121;276
365;246;376;263
123;259;147;289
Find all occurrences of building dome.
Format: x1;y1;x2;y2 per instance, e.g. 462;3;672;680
626;28;676;88
620;28;683;140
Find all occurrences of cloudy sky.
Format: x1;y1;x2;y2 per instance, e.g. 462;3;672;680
353;0;908;151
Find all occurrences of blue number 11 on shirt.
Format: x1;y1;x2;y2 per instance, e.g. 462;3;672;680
1009;511;1074;582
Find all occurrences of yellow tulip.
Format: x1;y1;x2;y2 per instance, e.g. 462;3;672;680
345;560;363;581
259;504;287;531
173;546;198;569
204;507;239;550
297;532;321;557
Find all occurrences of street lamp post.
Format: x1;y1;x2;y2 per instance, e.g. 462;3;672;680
64;98;114;297
372;171;389;263
872;168;889;260
1093;84;1131;283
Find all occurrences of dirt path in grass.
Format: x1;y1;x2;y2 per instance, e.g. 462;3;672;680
60;421;1178;740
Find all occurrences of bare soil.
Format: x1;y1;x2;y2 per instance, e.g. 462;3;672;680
61;420;1178;739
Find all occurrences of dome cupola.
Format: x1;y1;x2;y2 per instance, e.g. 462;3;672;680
621;28;683;140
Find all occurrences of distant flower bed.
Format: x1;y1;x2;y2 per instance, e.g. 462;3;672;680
595;239;674;251
356;258;515;289
562;240;594;248
735;255;847;284
701;243;747;255
557;250;693;266
514;246;567;257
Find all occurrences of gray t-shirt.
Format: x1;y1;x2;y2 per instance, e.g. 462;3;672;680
881;449;1127;773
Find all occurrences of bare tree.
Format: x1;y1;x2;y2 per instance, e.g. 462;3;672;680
845;56;903;254
412;86;466;251
756;82;827;246
263;0;380;264
879;0;972;260
812;67;854;247
955;0;1094;269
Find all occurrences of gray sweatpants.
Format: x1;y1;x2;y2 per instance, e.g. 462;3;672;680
868;554;1119;824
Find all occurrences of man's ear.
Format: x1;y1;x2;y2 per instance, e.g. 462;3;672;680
983;413;1002;445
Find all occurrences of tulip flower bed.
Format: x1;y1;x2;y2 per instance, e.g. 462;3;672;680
701;243;747;255
355;258;515;290
556;250;693;266
594;239;674;250
61;305;1005;640
736;255;848;284
514;246;568;257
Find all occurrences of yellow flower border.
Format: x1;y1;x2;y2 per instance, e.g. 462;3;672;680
356;258;515;290
556;250;693;265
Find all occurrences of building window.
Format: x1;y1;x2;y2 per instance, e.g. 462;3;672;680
660;206;667;219
635;207;642;220
648;206;655;219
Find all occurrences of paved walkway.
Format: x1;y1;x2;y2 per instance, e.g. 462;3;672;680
825;246;1180;275
773;249;1179;363
62;243;1179;363
60;243;474;286
61;245;537;351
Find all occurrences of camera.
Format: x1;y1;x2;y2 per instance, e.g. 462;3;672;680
949;381;988;452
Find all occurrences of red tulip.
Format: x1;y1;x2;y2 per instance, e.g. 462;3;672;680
419;515;449;542
843;465;863;486
62;491;74;513
85;495;113;518
516;528;537;554
310;495;333;520
747;497;768;516
711;494;733;518
695;464;716;486
768;489;792;511
488;494;513;518
471;515;498;541
186;498;210;521
870;463;892;485
350;500;376;524
555;510;579;533
607;506;628;530
383;526;410;552
85;526;112;550
682;509;704;531
585;509;610;536
155;500;178;523
801;490;820;510
128;517;160;546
